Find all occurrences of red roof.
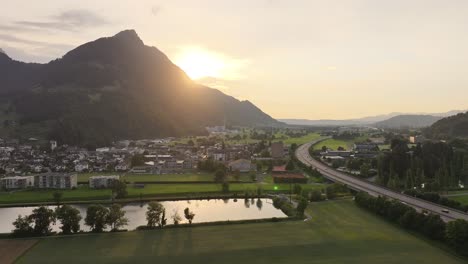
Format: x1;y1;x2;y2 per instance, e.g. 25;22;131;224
272;165;287;172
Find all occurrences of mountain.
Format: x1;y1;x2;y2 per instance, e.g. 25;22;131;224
279;110;466;127
425;112;468;139
0;30;279;147
374;115;442;129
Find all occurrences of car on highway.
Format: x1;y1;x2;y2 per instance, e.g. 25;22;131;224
442;209;450;213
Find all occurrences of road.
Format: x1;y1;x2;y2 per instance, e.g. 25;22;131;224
296;139;468;222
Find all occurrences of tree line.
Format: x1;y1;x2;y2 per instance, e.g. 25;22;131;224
355;192;468;256
12;202;196;237
377;138;468;191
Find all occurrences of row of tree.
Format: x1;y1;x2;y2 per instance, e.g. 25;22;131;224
12;203;197;237
355;192;468;255
377;139;468;191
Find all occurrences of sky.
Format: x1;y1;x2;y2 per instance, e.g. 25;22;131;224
1;0;468;119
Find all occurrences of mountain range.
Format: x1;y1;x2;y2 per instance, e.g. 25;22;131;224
0;30;279;147
280;110;466;128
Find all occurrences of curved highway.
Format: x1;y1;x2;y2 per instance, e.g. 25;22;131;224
296;139;468;222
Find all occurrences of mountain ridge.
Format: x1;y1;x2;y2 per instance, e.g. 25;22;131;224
0;30;280;147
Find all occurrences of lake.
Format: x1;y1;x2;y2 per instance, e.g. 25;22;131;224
0;198;286;233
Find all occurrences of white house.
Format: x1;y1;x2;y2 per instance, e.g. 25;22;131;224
1;176;35;189
75;162;89;172
89;175;120;189
34;173;77;189
228;159;253;173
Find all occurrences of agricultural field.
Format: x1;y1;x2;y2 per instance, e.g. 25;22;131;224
14;200;465;263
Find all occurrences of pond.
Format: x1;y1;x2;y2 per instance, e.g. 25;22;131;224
0;198;286;233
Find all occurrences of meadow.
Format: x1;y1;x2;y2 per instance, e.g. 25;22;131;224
14;200;465;264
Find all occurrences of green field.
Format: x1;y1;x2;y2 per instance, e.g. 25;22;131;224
313;138;355;151
15;200;464;263
0;183;325;205
78;173;254;183
445;192;468;206
273;133;322;145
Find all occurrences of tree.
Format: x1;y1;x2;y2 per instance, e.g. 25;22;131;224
445;219;468;255
250;171;257;182
232;169;241;181
310;190;323;202
85;204;109;232
321;146;327;152
160;209;167;228
106;204;128;231
256;162;262;172
293;184;302;195
222;182;230;193
146;201;164;228
30;206;56;236
53;191;63;206
359;164;370;178
131;154;145;167
296;197;308;217
171;210;182;225
326;185;336;199
111;180;128;199
184;208;195;224
214;169;226;183
256;198;263;210
286;160;295;171
12;215;33;236
56;205;82;234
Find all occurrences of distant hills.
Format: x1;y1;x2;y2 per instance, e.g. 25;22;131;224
0;30;279;147
280;110;466;128
374;115;442;129
425;112;468;139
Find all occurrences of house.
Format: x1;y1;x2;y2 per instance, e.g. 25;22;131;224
34;173;77;189
115;162;129;172
89;175;120;189
0;176;35;189
323;150;352;158
409;136;425;144
129;166;159;174
75;162;89;172
272;174;307;184
272;165;287;174
212;151;226;162
228;159;252;173
271;142;285;159
353;144;378;152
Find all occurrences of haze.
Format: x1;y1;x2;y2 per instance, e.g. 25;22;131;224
1;0;468;119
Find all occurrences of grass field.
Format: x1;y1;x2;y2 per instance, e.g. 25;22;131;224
78;173;253;183
227;132;322;146
312;138;355;151
445;192;468;206
0;183;325;205
15;200;465;263
0;239;37;264
274;133;322;145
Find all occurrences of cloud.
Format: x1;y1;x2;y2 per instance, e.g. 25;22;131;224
0;34;72;50
3;9;107;32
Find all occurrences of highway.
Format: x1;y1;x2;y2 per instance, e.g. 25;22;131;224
296;139;468;222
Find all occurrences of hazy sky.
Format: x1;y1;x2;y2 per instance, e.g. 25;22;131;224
1;0;468;119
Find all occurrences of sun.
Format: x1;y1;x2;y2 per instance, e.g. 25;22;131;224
174;47;227;80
